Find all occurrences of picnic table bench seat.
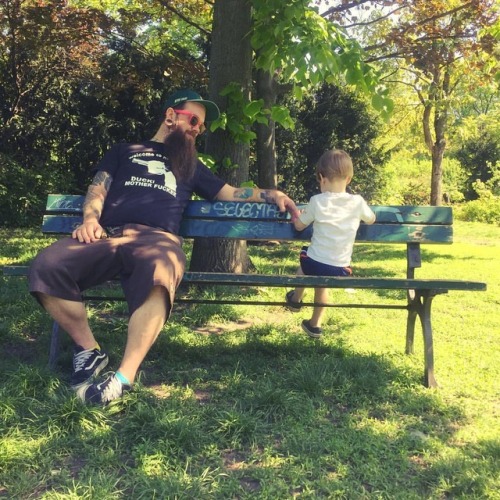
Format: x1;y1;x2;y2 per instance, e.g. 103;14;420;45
3;194;486;387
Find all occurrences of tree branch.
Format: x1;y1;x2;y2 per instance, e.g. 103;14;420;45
364;51;407;63
392;2;474;37
157;0;211;37
384;78;422;93
320;0;373;18
343;5;406;29
364;32;477;60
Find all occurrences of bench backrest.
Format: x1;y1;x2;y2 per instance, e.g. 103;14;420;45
42;194;453;245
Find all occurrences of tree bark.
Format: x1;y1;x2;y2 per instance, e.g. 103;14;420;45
422;102;445;206
423;66;450;206
189;0;253;273
255;69;278;189
430;106;447;206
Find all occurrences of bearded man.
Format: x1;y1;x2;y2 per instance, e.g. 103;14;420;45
28;89;297;404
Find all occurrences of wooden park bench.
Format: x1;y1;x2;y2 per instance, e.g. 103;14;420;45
3;194;486;387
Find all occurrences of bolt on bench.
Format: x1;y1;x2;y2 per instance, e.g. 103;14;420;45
3;194;486;387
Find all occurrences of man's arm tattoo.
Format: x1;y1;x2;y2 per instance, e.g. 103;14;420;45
83;172;112;219
259;190;275;203
233;188;254;200
91;171;112;191
233;188;276;203
82;190;102;219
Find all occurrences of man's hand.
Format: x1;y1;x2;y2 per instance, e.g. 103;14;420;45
274;191;299;219
74;171;111;243
72;220;105;243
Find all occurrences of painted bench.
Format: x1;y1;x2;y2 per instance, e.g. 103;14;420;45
3;194;486;387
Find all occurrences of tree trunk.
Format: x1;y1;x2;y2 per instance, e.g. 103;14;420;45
423;67;449;207
255;69;278;189
189;0;253;273
424;106;446;207
430;69;450;206
430;125;446;206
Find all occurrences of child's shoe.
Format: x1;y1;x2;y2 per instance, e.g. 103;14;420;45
302;319;322;339
285;290;302;312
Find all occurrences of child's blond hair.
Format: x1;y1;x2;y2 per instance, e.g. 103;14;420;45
316;149;353;181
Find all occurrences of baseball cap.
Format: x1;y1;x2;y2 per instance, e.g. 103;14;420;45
163;89;220;122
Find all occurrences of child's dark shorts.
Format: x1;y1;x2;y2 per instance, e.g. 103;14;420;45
299;246;353;277
28;224;186;318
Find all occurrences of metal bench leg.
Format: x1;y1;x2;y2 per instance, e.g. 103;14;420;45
406;290;439;388
405;291;417;355
417;291;438;388
48;320;60;370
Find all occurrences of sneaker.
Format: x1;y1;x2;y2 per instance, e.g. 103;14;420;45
285;290;302;312
71;345;109;389
302;319;323;339
76;372;131;405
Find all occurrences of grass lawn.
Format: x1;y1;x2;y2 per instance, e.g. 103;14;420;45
0;221;498;499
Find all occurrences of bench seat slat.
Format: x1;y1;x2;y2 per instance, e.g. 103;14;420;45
3;266;30;276
42;215;81;233
4;266;485;291
184;202;453;224
179;219;453;243
41;215;453;244
182;272;486;291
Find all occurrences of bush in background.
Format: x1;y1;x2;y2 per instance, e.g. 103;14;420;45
0;153;71;227
376;152;467;205
455;130;500;200
275;84;388;204
455;196;500;225
454;165;500;225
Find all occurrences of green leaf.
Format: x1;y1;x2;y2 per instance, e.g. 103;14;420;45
270;106;294;129
237;130;256;143
240;180;257;188
293;85;303;100
198;153;217;172
255;115;269;125
243;100;264;119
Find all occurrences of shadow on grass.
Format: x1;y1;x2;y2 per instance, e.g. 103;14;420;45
1;319;486;498
1;280;495;498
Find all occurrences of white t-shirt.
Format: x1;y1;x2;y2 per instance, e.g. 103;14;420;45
298;192;375;267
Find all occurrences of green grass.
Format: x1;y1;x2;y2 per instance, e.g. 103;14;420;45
0;222;498;499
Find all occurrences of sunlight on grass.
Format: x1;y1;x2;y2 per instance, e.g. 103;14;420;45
1;221;498;498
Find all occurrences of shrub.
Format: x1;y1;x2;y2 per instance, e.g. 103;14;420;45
454;191;500;226
455;164;500;225
455;130;500;200
275;84;387;203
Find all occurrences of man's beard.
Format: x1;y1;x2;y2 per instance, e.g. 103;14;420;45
164;127;198;181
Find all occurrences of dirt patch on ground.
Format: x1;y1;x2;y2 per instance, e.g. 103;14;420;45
192;319;256;335
190;309;285;335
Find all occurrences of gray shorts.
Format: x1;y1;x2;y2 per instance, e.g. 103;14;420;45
28;224;186;317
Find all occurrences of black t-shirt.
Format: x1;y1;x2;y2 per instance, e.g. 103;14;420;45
97;141;225;234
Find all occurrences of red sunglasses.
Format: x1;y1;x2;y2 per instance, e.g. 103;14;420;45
174;109;206;134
